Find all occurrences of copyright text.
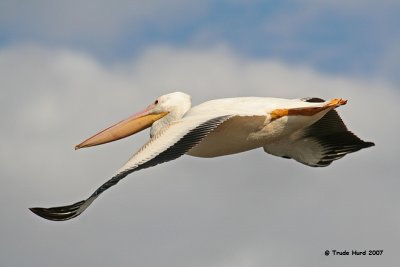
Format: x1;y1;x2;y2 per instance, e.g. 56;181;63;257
324;249;383;256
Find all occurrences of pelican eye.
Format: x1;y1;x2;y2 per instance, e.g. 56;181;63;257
154;100;159;105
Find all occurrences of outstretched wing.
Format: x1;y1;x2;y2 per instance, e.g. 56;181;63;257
30;115;232;221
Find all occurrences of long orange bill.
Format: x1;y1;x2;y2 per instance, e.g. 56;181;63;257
75;104;168;150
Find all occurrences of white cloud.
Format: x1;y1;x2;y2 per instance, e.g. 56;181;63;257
1;0;398;85
0;44;398;267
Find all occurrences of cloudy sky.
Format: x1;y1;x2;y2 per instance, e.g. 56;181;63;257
1;1;399;266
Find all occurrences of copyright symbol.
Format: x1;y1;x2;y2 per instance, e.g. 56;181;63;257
325;250;330;256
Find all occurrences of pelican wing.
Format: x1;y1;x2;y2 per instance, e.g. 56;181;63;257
263;110;374;167
30;115;232;221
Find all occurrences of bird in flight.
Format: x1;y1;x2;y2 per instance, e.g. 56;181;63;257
30;92;374;221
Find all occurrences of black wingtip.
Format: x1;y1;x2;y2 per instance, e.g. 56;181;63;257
315;137;375;167
29;200;86;221
29;207;56;220
364;141;375;148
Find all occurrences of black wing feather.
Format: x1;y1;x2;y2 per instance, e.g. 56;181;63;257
303;110;374;167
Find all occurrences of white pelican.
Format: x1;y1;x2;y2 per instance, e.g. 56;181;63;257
30;92;374;221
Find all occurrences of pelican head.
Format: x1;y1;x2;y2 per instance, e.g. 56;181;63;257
75;92;191;150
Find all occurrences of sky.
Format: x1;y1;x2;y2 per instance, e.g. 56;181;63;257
1;1;399;266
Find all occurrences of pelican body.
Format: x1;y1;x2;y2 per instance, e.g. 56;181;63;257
30;92;374;221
